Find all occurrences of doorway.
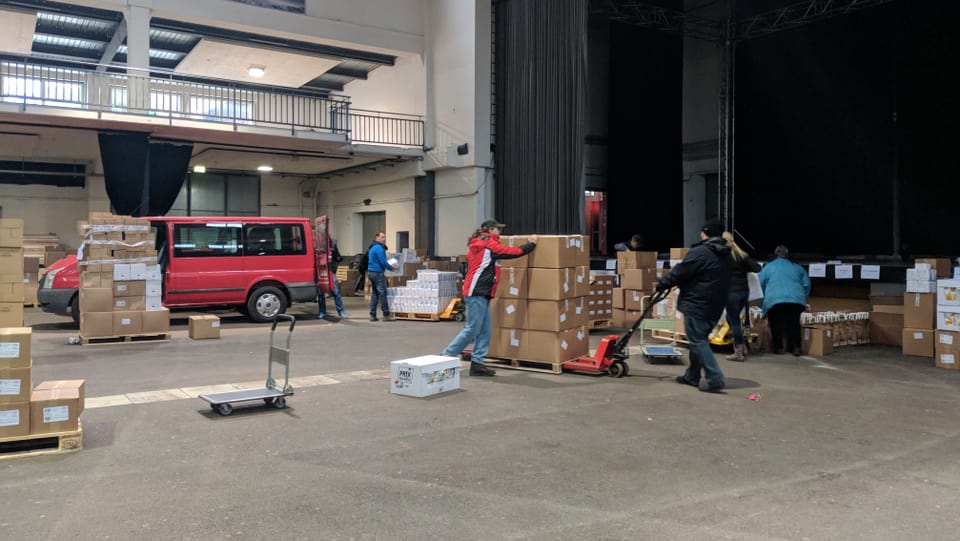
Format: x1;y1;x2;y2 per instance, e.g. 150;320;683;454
360;211;386;251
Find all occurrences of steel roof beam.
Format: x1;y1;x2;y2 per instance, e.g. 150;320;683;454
737;0;898;40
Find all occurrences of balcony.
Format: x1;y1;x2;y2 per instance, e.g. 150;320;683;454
0;59;424;148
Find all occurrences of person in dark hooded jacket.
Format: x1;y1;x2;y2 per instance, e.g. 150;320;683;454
656;221;732;392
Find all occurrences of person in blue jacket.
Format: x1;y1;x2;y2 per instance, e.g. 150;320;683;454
758;245;811;356
366;231;395;321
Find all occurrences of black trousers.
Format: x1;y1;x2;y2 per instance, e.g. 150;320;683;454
354;269;367;293
768;303;805;353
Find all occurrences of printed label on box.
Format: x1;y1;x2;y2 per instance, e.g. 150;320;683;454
509;287;519;296
505;305;515;314
561;340;569;350
121;318;131;325
0;409;20;427
42;405;69;423
941;334;954;345
211;321;220;328
0;342;20;358
913;332;924;340
1;379;21;395
940;354;956;365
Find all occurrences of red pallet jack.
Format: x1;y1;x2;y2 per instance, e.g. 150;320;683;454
462;289;677;378
561;288;677;377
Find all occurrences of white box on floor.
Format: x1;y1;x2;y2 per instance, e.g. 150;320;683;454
390;355;460;398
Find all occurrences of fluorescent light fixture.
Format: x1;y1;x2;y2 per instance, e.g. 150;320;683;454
247;64;266;77
257;165;274;172
192;165;206;173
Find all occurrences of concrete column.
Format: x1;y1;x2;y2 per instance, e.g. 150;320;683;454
125;2;152;112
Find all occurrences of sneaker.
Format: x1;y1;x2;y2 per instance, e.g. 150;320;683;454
317;313;327;320
383;314;395;321
338;311;348;319
469;363;496;376
370;316;379;322
725;352;745;362
675;376;698;387
792;346;802;357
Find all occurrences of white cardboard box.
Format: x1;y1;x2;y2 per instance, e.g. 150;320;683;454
936;307;960;332
390;355;460;398
937;279;960;306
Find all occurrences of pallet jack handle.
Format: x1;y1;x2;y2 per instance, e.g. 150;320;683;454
613;288;672;354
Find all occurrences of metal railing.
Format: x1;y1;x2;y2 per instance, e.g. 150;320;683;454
0;59;424;148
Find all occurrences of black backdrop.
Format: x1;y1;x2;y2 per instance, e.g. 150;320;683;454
98;132;191;217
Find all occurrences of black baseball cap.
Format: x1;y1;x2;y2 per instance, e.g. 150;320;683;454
701;221;724;237
481;219;506;230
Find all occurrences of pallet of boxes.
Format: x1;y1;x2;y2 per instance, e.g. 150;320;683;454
613;249;669;336
922;258;960;370
386;269;460;320
1;220;84;457
588;272;615;328
77;213;170;345
485;235;590;374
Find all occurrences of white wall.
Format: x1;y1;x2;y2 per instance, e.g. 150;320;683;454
345;53;426;115
259;175;305;217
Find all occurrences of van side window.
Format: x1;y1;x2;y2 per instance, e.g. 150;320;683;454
173;224;241;258
244;224;306;256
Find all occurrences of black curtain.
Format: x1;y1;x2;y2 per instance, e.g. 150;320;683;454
494;0;587;234
98;133;191;216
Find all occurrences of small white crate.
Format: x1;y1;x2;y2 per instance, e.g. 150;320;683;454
390;355;460;398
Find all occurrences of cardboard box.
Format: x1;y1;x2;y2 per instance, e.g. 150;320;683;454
916;258;952;278
113;296;146;311
0;302;23;328
142;308;170;334
869;312;903;346
933;334;960;370
936;279;960;307
901;328;934;358
114;281;146;297
0;218;24;247
490;298;526;329
623;289;645;312
0;247;24;274
80;288;114;313
495;267;528;299
670;247;690;260
0;280;24;303
526;298;586;332
616;251;658;271
936;330;960;349
902;293;934;329
619;268;659;292
486;326;503;358
145;280;162;297
612;288;624;309
30;387;81;434
0;402;29;438
936;307;960;332
113;311;143;336
80;311;114;338
0;366;31;404
188;315;220;339
0;327;31;369
522;326;588;362
801;326;834;356
497;327;524;359
34;380;85;415
390;355;460;397
527;268;581;301
527;235;588;268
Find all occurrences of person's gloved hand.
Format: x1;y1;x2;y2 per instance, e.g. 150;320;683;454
655;282;666;293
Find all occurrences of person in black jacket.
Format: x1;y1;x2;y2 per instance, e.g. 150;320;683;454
656;221;732;392
723;231;761;361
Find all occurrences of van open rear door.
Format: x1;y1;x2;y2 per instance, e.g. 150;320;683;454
314;216;334;294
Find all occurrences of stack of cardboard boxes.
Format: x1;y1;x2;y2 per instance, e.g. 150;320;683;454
487;235;591;365
0;219;24;327
0;327;85;440
77;214;169;340
386;269;459;314
611;250;661;329
587;273;615;325
934;265;960;369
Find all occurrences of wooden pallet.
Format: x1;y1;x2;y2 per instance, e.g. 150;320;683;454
0;423;83;460
651;328;690;344
589;319;613;329
81;333;171;346
485;356;563;374
392;311;441;322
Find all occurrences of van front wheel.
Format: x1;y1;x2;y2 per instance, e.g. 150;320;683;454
247;286;287;323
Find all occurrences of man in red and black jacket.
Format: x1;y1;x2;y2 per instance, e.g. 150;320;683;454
442;219;538;376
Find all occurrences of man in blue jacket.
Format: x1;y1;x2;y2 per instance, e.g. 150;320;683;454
367;231;395;321
656;221;732;392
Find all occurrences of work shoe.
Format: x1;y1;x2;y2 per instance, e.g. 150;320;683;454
726;345;745;362
470;363;496;376
383;314;395;321
792;346;802;357
317;312;327;320
700;381;726;393
675;376;698;387
338;311;348;319
370;316;379;322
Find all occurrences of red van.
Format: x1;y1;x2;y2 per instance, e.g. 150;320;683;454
38;216;336;324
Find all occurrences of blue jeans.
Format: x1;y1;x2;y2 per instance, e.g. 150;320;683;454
442;296;491;365
683;316;725;387
368;271;389;317
318;280;345;316
725;289;750;346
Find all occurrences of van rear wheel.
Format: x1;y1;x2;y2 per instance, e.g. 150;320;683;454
247;286;287;323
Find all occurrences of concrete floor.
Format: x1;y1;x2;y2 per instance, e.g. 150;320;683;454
3;296;960;540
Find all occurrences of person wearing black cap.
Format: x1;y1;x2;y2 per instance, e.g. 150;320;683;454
614;234;644;252
655;220;732;392
442;219;538;376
